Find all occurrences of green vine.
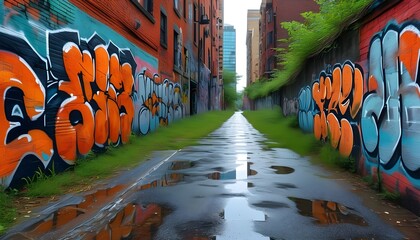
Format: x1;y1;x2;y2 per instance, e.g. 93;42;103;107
246;0;374;99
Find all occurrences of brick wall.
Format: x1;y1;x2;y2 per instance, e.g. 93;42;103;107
360;0;420;61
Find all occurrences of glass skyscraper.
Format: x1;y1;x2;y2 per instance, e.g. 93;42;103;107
223;24;236;73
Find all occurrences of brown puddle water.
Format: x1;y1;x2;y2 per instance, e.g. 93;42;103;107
270;166;295;174
289;197;368;226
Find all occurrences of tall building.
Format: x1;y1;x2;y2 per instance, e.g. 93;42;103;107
246;9;260;86
222;24;236;73
259;0;318;78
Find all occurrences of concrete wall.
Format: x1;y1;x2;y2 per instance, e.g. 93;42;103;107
265;0;420;214
0;0;186;188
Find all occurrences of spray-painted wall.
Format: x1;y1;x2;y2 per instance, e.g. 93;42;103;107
296;20;419;215
275;0;420;214
0;1;185;188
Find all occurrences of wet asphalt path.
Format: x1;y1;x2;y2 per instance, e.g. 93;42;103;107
3;112;404;239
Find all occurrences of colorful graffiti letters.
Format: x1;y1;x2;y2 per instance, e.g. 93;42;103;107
298;86;314;133
48;31;137;162
133;71;184;135
312;61;363;157
0;29;185;188
361;22;420;176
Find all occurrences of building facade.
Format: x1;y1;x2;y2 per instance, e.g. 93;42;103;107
259;0;318;78
0;0;221;188
222;24;236;74
246;9;260;86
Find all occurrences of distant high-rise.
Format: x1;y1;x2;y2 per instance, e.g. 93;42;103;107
246;9;260;87
223;24;236;73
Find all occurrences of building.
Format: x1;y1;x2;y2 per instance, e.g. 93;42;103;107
246;9;260;86
0;0;222;188
259;0;319;78
222;24;236;74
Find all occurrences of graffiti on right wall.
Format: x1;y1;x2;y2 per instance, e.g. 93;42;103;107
298;21;420;207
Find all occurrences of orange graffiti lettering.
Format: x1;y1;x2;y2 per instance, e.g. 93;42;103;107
0;51;53;177
312;62;363;157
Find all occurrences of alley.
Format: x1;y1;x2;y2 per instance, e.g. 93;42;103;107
3;112;404;239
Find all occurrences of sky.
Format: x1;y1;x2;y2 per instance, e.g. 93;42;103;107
224;0;262;92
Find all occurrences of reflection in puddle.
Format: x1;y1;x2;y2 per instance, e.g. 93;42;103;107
209;162;257;180
81;203;173;239
270;166;295;174
289;197;368;226
252;201;289;209
275;183;297;189
6;185;126;239
170;161;195;170
138;173;185;190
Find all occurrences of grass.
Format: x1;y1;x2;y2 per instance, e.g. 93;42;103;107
0;110;234;234
242;108;320;156
242;107;357;171
0;187;16;234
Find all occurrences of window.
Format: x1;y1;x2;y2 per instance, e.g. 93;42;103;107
183;0;187;19
174;30;181;70
184;47;189;74
160;11;167;47
174;0;181;17
193;4;198;44
131;0;154;22
266;9;272;23
267;31;274;47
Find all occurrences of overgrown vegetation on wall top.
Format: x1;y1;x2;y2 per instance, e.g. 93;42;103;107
245;0;374;99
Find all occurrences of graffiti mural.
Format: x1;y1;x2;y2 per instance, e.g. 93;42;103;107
312;61;364;157
296;21;420;209
298;86;314;133
282;97;299;116
0;28;184;188
133;71;184;135
361;22;420;179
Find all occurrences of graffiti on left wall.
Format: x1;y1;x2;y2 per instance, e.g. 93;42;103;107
0;29;184;188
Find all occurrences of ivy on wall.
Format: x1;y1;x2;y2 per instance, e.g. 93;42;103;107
246;0;373;99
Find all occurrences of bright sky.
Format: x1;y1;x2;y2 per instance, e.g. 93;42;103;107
224;0;262;92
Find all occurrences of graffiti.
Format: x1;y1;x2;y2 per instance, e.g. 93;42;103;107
48;31;137;160
298;86;314;133
312;61;364;157
0;29;185;187
361;22;420;178
282;97;298;116
133;71;184;135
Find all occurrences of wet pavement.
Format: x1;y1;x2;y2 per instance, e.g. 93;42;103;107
2;112;405;239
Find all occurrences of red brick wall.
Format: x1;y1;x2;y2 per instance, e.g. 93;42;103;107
360;0;420;61
70;0;159;58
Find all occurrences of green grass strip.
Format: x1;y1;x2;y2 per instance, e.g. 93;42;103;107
242;108;352;169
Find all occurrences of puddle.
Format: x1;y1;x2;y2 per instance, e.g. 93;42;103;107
138;173;185;190
82;203;173;239
208;162;257;180
170;161;195;170
252;201;289;209
270;166;295;174
289;197;368;226
275;183;297;189
5;185;127;239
